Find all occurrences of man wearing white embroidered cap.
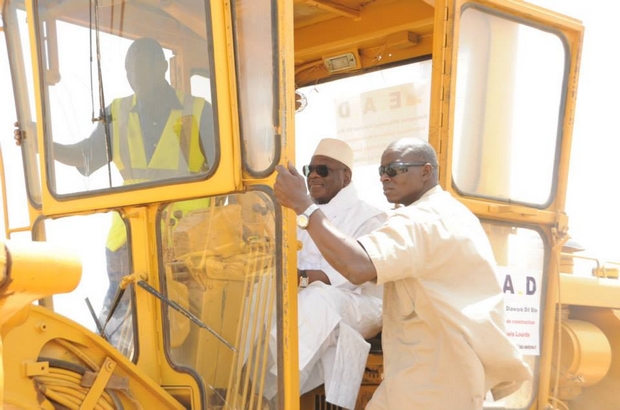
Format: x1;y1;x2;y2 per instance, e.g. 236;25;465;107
274;138;532;409
265;138;386;409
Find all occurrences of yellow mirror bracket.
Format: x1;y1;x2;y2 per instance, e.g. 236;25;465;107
552;211;570;249
119;271;147;290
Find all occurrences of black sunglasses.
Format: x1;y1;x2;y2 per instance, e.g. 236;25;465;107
378;162;428;177
302;164;346;177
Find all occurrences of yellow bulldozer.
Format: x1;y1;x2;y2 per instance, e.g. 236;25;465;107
1;0;618;409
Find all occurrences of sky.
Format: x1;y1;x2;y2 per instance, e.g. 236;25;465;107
0;0;618;265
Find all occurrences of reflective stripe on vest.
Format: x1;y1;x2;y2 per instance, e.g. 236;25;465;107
106;91;208;251
111;91;208;182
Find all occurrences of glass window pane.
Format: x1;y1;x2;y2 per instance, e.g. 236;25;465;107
233;0;277;174
35;1;218;196
483;221;545;408
41;212;135;358
160;193;277;406
453;7;566;207
5;3;42;207
295;60;432;211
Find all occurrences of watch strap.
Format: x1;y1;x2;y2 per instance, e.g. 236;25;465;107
299;270;309;288
301;203;319;218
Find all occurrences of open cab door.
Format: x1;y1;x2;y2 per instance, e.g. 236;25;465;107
434;0;583;408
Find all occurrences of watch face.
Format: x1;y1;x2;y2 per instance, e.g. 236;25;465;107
297;214;309;229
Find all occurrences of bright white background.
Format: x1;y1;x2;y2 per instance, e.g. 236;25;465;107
0;0;618;263
530;0;620;263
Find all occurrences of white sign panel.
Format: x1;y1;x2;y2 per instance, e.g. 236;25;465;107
335;82;430;166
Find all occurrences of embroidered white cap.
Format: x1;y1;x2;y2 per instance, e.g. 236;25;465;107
312;138;354;169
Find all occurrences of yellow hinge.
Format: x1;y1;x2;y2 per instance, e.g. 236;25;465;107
438;138;443;159
555;211;568;232
553;211;569;242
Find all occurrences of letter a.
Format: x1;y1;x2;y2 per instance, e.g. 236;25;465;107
503;275;515;294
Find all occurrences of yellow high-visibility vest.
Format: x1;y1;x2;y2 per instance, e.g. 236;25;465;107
106;91;209;252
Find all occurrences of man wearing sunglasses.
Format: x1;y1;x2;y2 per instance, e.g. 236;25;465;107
277;138;386;409
275;138;531;410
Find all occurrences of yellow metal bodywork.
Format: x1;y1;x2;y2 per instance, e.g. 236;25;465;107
2;0;619;409
0;240;81;407
3;306;186;410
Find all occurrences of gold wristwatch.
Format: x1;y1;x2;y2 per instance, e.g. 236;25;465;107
296;203;319;230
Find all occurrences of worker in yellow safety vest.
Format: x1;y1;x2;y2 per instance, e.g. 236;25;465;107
53;38;215;351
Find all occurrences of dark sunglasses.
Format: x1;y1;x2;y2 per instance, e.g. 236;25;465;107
302;164;345;177
378;162;428;177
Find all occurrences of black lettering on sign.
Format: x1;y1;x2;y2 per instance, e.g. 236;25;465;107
503;274;514;294
526;276;536;295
